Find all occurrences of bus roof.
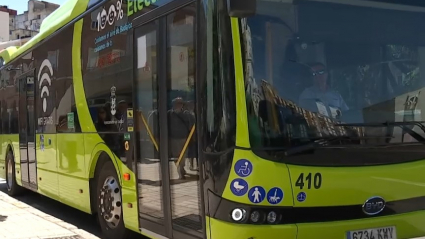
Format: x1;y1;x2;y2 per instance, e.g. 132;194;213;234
4;0;90;65
0;46;18;64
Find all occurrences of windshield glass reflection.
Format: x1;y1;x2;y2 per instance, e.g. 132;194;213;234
242;0;425;165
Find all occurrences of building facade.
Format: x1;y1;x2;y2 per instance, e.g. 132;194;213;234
0;6;17;42
8;0;59;41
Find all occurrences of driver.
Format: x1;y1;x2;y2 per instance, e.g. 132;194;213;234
298;62;348;117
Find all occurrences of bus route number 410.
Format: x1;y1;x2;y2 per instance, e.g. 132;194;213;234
347;226;397;239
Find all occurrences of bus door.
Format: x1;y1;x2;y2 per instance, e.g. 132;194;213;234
18;71;38;190
133;2;204;239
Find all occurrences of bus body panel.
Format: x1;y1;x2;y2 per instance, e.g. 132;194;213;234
36;133;59;198
0;135;5;179
206;217;297;239
296;211;425;239
287;161;425;207
122;187;139;233
6;135;22;186
56;133;91;213
205;211;425;239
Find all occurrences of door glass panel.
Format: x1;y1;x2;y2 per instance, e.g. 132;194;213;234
26;76;37;186
166;4;202;232
136;21;164;222
19;78;28;184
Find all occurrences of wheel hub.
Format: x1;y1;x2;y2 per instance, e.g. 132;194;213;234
7;157;12;190
99;176;122;228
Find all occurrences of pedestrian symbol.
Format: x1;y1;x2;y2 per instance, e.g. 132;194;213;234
297;192;307;202
230;178;248;196
234;159;253;177
248;186;265;203
267;187;284;205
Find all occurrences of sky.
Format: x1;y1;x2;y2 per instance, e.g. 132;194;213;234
0;0;68;14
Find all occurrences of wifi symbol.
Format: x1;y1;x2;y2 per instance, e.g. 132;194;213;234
38;59;53;113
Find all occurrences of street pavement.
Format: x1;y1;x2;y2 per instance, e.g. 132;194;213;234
0;178;100;239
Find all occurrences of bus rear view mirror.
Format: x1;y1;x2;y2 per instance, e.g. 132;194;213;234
227;0;256;17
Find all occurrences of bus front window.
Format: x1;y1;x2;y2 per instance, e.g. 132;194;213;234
242;0;425;166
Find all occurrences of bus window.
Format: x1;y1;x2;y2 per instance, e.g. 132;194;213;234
81;7;133;134
243;0;425;166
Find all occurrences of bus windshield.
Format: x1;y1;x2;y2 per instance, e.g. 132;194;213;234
242;0;425;166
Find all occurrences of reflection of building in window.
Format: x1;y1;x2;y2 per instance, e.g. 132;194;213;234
260;79;364;140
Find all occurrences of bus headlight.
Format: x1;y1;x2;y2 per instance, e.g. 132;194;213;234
267;211;278;224
231;208;246;222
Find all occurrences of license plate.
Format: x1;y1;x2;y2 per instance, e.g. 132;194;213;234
347;226;397;239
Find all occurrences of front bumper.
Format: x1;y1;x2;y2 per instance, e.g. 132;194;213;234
207;210;425;239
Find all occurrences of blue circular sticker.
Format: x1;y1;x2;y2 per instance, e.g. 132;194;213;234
230;178;249;196
267;187;284;205
234;159;253;177
248;186;266;203
297;192;307;202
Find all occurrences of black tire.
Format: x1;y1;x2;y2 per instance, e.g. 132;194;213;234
95;160;128;239
5;150;24;196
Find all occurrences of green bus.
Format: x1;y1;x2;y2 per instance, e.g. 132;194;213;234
1;0;425;238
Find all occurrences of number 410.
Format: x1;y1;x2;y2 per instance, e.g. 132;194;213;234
296;173;322;189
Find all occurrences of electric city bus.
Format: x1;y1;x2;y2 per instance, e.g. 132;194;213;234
1;0;425;238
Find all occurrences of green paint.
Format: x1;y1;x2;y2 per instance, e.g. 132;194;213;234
127;0;158;17
67;112;75;129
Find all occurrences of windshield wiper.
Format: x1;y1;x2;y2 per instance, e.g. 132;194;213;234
335;121;425;143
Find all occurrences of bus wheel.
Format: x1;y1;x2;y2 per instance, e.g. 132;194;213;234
96;161;127;239
5;150;23;196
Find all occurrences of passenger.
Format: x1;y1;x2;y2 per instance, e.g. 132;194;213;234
298;62;348;117
168;97;191;179
96;106;113;132
184;100;198;171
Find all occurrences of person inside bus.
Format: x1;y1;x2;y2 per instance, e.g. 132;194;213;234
96;106;113;132
184;100;198;171
168;97;192;179
298;62;349;118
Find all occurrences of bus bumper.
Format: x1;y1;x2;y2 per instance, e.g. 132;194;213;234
297;210;425;239
206;217;297;239
207;210;425;239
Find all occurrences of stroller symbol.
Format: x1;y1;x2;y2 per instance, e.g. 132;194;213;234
230;179;248;196
233;181;245;192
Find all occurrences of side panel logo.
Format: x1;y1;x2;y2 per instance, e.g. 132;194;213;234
38;59;53;113
362;196;386;215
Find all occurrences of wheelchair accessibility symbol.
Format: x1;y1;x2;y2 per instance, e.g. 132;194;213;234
234;159;253;177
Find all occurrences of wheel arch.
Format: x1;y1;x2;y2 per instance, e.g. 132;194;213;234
88;143;123;214
5;140;15;160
